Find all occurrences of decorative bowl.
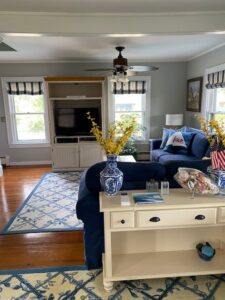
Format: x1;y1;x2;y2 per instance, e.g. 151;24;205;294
174;168;219;195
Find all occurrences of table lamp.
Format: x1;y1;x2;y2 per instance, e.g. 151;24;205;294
165;114;183;129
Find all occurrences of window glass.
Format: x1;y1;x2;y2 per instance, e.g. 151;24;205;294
14;94;44;113
114;93;146;139
215;88;225;113
15;114;46;141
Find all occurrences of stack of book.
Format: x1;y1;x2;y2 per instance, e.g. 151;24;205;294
133;192;164;204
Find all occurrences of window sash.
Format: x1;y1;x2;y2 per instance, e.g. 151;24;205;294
9;94;49;144
11;114;48;143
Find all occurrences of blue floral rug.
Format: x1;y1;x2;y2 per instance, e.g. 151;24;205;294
1;172;83;234
0;266;224;299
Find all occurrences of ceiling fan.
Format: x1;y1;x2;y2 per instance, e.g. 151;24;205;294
0;36;16;52
85;46;158;82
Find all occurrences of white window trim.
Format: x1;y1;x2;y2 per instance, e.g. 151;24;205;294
202;63;225;119
2;77;50;148
107;75;151;140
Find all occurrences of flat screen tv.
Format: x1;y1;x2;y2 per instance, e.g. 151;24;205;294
54;107;101;136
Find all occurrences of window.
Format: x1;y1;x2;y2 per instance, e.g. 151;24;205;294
3;78;49;147
204;64;225;124
209;88;225;121
108;76;150;140
114;94;146;139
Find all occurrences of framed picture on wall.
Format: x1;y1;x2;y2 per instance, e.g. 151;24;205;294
186;77;203;112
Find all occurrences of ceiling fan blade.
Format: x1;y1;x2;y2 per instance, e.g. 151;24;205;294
84;68;115;71
129;65;158;72
0;42;16;52
127;70;137;76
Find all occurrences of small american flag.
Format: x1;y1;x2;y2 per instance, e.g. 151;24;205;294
211;141;225;170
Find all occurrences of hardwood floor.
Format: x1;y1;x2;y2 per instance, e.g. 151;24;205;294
0;166;84;270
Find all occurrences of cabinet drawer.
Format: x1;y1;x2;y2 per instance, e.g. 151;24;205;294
218;207;225;223
136;208;217;228
111;212;134;229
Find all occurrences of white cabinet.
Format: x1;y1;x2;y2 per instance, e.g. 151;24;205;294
79;142;102;168
45;76;106;170
52;145;79;170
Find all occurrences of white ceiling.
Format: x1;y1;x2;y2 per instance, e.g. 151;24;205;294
0;0;225;13
0;34;225;63
0;1;225;63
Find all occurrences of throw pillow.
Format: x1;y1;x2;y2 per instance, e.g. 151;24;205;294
160;128;175;149
164;132;195;154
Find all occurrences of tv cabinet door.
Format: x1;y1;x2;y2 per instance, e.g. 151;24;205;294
52;145;79;170
79;142;102;168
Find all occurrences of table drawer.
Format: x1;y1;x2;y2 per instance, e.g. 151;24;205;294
111;211;134;229
136;208;217;228
218;207;225;223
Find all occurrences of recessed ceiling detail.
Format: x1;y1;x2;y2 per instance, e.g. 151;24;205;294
0;34;225;62
0;0;225;13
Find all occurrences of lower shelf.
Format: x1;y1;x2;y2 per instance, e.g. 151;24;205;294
108;248;225;281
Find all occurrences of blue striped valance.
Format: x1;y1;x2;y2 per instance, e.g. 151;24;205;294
205;70;225;89
7;81;43;95
112;81;146;94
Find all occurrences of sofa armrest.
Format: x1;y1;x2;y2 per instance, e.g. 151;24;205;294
164;159;212;188
149;138;162;151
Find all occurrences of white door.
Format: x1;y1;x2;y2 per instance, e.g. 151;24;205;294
79;142;102;168
52;145;79;169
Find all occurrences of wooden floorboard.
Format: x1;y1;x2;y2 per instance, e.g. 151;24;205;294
0;166;85;270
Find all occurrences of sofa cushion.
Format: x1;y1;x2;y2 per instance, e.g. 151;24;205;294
163;131;195;154
190;133;209;158
159;154;199;164
151;149;168;161
204;146;211;158
160;128;175;149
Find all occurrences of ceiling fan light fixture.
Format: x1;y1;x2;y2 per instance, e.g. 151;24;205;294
110;71;129;83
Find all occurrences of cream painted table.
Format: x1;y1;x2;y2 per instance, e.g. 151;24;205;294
100;189;225;291
102;155;136;162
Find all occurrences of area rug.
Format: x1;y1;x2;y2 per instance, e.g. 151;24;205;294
1;172;83;234
0;266;224;300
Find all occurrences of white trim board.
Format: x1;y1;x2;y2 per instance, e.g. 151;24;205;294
10;160;52;166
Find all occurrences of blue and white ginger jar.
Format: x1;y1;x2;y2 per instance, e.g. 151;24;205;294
100;154;123;196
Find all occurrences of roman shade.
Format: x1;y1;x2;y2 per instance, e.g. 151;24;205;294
205;70;225;89
112;81;146;94
7;81;43;95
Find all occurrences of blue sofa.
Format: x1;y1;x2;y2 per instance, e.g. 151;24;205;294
150;127;210;165
150;127;211;187
76;161;166;269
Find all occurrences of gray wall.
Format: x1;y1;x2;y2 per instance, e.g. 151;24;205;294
186;44;225;128
0;61;187;163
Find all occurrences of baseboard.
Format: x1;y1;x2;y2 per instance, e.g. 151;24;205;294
10;160;52;166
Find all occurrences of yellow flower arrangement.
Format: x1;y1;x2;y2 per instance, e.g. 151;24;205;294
198;116;225;149
87;112;137;155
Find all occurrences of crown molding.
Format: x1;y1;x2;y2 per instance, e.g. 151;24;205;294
0;10;225;17
187;41;225;61
0;10;225;36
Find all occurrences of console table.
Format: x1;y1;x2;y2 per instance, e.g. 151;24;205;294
100;189;225;291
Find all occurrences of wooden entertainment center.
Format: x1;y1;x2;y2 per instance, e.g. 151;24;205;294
100;189;225;291
45;77;105;171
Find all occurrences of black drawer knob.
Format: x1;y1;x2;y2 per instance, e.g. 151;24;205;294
120;219;125;224
149;216;160;222
195;214;206;220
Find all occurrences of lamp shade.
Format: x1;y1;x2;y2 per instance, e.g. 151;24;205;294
165;114;183;126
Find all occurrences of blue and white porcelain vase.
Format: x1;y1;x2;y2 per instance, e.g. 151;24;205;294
100;154;123;196
218;170;225;190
